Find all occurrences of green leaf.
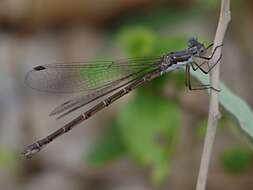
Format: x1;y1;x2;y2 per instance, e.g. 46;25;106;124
192;70;253;140
117;28;188;93
221;145;253;174
195;119;208;138
0;146;17;171
117;93;180;183
154;37;187;55
117;27;157;57
84;121;126;166
109;7;205;32
195;116;231;139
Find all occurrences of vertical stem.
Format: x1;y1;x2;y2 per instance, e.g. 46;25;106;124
196;1;231;190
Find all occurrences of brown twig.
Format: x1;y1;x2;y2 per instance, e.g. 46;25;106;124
196;1;231;190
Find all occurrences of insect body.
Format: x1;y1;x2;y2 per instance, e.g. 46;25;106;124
23;38;222;159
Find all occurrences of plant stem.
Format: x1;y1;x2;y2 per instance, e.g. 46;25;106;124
196;1;231;190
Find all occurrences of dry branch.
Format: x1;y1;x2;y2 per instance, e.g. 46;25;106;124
196;1;231;190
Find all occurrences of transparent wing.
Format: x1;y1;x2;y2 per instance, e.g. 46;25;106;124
25;57;161;118
51;74;142;119
25;57;161;93
49;67;149;118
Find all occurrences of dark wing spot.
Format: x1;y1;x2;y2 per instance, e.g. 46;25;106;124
33;65;46;71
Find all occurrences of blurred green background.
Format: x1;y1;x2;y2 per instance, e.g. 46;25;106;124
0;0;253;189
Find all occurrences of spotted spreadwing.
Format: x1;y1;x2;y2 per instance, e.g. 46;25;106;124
22;38;223;159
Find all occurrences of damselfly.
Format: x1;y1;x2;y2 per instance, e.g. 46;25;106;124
23;38;223;159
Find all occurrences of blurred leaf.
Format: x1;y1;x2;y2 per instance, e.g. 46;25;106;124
109;7;204;33
195;116;232;139
196;0;220;9
192;70;253;140
197;0;244;11
152;156;170;186
117;27;157;57
195;119;208;138
117;27;188;92
117;93;179;183
221;145;253;174
117;27;192;57
0;146;17;171
84;122;126;166
154;36;187;55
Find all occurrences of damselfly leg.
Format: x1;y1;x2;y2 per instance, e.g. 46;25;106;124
196;44;223;60
191;54;222;74
206;43;214;50
188;43;223;90
185;64;219;91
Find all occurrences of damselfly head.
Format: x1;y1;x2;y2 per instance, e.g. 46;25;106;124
188;37;207;56
188;37;199;47
196;44;207;56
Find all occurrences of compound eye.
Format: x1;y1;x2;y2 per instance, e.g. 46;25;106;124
200;48;205;54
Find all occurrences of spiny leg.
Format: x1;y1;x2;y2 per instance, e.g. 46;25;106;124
206;43;214;50
196;44;223;60
185;64;220;91
185;64;189;87
191;54;222;74
191;43;223;74
185;64;210;90
191;61;210;72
